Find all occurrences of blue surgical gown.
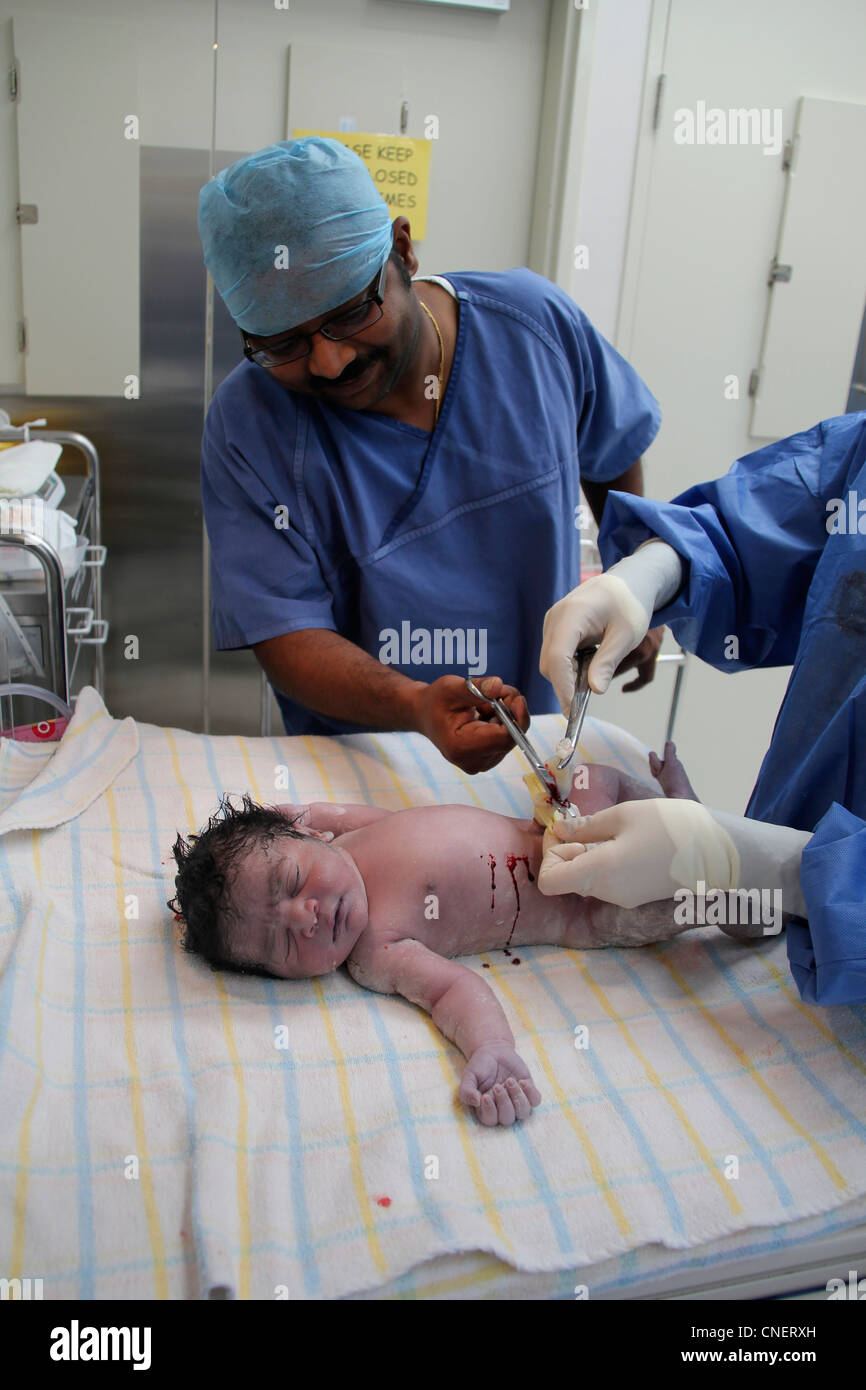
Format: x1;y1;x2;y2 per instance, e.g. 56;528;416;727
598;413;866;1006
202;268;660;735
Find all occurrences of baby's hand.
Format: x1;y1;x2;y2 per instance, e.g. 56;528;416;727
270;803;335;841
458;1044;542;1127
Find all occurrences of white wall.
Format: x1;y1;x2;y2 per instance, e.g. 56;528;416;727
0;0;551;388
558;0;866;814
570;0;652;340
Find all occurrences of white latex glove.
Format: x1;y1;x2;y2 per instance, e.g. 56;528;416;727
540;540;683;710
537;799;811;918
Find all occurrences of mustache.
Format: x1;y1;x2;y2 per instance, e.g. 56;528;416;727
309;352;383;389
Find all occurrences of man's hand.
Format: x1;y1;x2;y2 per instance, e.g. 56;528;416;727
614;625;664;692
458;1043;542;1126
412;674;529;774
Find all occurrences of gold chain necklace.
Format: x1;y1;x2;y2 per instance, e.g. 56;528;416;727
419;299;444;425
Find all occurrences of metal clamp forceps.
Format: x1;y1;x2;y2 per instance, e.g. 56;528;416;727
555;645;598;772
464;676;578;817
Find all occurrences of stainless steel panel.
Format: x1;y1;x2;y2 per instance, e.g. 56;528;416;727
0;146;263;734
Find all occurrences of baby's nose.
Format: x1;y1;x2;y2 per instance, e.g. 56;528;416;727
297;898;320;937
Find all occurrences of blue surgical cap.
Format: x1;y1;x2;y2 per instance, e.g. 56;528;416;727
197;137;393;336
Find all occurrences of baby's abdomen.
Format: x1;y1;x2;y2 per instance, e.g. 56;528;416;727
371;805;531;955
412;809;572;955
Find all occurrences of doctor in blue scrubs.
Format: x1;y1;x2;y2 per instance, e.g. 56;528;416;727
538;413;866;1005
197;138;663;772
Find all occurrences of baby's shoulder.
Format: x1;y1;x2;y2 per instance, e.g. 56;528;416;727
345;934;430;995
345;944;391;994
345;924;403;993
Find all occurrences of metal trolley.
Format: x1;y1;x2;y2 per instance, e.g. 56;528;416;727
0;420;107;727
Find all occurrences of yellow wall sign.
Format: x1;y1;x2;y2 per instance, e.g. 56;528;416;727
292;131;431;240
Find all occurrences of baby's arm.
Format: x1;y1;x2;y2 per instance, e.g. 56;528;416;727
271;802;392;836
349;940;541;1127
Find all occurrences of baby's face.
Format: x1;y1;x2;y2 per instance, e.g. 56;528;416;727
227;832;368;978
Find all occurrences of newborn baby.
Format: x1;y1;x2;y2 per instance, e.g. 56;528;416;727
170;746;701;1128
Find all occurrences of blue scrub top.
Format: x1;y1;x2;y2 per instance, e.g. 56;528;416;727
202;268;660;735
599;413;866;1007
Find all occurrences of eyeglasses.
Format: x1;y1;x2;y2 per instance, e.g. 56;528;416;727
241;237;393;368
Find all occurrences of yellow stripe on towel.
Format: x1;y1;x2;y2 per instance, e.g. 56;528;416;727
367;735;414;808
10;879;49;1281
576;955;742;1217
165;729;198;833
315;977;388;1274
496;957;633;1236
106;785;169;1297
237;736;267;801
659;952;848;1191
215;972;253;1299
758;952;866;1078
302;736;337;802
417;1012;513;1254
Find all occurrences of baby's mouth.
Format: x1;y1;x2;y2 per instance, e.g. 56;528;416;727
332;897;344;942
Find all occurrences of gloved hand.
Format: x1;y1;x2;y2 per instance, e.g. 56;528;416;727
540;540;684;710
537;798;812;919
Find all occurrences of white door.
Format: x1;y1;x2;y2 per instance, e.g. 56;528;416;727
751;95;866;439
605;0;866;813
12;15;139;397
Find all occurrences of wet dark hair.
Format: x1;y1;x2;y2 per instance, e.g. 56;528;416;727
167;793;305;976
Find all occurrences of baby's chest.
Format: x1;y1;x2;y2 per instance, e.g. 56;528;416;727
365;866;481;954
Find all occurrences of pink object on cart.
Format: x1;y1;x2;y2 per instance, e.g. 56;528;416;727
1;716;69;742
0;682;73;741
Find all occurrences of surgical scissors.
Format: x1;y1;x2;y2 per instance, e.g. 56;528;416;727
464;677;577;816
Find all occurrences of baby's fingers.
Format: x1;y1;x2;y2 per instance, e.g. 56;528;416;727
489;1083;516;1126
505;1077;536;1122
458;1077;482;1108
478;1090;500;1127
518;1076;542;1109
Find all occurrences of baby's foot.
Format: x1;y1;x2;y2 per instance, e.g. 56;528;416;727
649;741;700;801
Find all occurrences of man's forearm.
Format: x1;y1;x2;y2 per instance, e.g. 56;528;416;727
583;458;644;531
253;628;425;729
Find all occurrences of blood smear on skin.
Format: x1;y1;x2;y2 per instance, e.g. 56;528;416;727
504;854;533;947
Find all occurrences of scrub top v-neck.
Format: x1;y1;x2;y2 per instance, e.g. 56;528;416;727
362;273;461;550
201;267;661;735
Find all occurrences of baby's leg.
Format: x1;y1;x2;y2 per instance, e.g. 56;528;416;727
556;884;778;948
567;763;660;817
649;741;700;801
566;743;700;818
559;894;689;949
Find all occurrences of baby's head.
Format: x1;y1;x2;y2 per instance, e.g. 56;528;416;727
169;794;367;978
